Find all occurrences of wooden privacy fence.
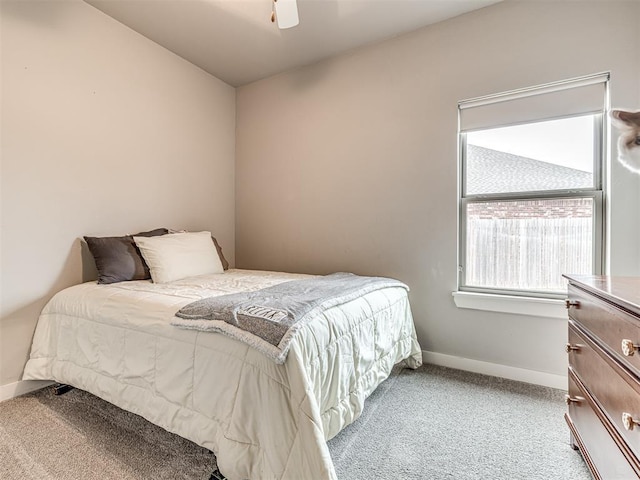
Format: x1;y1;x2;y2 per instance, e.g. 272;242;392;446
465;216;593;293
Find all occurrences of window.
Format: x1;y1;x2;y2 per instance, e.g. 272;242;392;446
458;73;608;298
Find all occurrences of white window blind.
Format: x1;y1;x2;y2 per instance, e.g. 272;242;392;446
459;73;609;132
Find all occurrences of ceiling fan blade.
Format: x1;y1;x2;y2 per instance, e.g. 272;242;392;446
275;0;299;29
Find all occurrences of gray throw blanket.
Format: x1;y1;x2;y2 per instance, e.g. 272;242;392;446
172;272;408;364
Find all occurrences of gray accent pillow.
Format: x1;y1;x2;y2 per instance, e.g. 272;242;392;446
212;236;229;271
84;228;168;284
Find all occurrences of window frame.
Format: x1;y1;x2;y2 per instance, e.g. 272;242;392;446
457;79;608;300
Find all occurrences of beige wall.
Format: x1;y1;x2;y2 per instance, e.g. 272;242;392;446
0;1;236;388
236;1;640;378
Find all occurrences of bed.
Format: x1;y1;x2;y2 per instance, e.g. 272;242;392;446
22;239;421;480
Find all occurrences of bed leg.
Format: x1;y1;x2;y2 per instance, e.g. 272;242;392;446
209;468;227;480
52;383;74;395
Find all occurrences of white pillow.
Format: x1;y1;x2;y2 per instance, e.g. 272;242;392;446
133;231;224;283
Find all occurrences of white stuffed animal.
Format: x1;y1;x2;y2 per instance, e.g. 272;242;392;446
611;109;640;173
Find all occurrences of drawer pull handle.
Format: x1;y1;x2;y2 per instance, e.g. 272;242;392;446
622;412;640;431
621;339;639;357
564;394;583;406
565;299;580;309
565;343;581;353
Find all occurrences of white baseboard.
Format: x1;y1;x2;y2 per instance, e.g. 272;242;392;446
0;380;53;402
422;350;567;390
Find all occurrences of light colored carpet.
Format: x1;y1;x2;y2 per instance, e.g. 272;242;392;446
0;364;591;480
329;365;591;480
0;384;215;480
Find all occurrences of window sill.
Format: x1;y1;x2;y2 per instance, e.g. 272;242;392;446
452;291;567;319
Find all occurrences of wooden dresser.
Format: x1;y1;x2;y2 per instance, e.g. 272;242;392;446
564;275;640;479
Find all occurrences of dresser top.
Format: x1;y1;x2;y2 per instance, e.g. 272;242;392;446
564;274;640;317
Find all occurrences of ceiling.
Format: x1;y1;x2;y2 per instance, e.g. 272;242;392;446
85;0;502;87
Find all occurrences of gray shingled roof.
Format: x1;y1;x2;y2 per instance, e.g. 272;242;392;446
466;145;593;195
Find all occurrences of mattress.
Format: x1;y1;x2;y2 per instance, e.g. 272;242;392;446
23;269;422;480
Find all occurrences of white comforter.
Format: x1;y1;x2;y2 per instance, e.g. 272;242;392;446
23;269;422;480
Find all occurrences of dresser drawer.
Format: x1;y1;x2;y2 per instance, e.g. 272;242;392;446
567;372;639;479
568;284;640;376
569;324;640;464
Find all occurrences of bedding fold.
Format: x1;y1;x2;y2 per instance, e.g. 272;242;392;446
173;273;409;364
